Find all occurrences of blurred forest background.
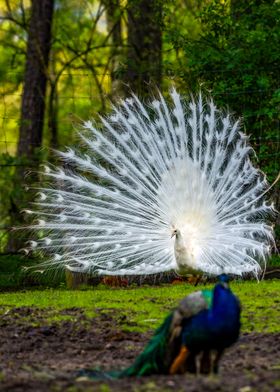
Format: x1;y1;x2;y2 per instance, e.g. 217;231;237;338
0;0;279;278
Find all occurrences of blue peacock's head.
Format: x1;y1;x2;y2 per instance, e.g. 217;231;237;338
218;274;230;283
218;274;230;288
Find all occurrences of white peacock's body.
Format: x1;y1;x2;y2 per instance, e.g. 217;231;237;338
26;89;275;277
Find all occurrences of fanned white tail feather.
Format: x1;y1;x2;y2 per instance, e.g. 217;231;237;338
26;89;275;277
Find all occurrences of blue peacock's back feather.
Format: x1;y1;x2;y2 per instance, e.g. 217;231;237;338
181;282;241;352
79;275;241;379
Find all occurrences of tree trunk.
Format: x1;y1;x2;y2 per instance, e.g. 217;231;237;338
6;0;54;253
124;0;162;97
104;0;123;95
48;82;58;149
18;0;54;156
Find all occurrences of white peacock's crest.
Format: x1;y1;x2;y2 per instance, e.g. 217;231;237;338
26;89;275;277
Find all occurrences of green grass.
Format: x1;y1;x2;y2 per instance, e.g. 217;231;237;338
0;280;279;333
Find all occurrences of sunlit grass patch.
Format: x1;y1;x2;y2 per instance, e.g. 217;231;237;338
0;280;279;333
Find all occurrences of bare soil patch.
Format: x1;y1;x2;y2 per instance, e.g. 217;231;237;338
0;307;280;391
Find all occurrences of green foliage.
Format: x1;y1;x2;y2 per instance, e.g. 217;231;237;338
0;254;26;287
0;1;121;250
0;0;115;155
167;0;280;181
0;154;22;251
267;254;280;267
0;148;50;251
0;5;27;87
0;254;66;289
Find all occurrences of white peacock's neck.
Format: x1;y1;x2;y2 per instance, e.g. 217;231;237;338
173;230;202;276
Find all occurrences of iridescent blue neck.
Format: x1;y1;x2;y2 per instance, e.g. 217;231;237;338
211;283;240;323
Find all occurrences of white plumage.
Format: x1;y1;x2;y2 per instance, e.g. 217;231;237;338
26;89;275;277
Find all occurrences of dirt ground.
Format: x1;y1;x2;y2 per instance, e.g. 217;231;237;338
0;307;280;392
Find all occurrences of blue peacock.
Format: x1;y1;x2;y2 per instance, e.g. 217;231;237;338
80;275;241;378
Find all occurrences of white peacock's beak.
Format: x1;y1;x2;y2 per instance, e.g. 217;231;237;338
171;231;176;238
